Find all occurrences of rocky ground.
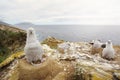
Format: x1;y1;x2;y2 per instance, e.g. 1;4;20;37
0;37;120;80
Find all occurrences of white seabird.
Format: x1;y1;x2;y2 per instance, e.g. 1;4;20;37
92;39;103;49
24;27;43;64
102;40;115;60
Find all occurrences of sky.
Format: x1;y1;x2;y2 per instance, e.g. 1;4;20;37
0;0;120;25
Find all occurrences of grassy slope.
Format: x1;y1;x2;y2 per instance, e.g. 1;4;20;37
0;25;26;63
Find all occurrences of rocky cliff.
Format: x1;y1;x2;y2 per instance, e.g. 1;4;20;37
1;37;120;80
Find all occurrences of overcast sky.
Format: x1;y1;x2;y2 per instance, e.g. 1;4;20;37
0;0;120;25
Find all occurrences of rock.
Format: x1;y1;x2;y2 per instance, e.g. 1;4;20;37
42;36;64;49
1;37;120;80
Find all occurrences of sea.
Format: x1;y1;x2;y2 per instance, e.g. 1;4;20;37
17;25;120;45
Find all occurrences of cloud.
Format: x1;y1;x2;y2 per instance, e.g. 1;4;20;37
0;0;120;25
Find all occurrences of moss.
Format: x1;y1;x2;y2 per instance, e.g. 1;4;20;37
72;60;120;80
0;51;24;68
73;63;92;80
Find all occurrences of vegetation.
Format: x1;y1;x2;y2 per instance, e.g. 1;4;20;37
0;29;26;63
0;51;24;68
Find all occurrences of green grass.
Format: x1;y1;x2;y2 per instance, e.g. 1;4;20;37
0;29;26;63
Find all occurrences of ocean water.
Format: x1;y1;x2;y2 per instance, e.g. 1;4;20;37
18;25;120;45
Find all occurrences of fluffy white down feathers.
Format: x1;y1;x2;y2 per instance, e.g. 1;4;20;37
92;40;103;48
24;27;43;63
102;40;115;59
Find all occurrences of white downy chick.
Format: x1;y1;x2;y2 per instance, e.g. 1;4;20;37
93;39;103;48
24;27;43;64
102;40;115;60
